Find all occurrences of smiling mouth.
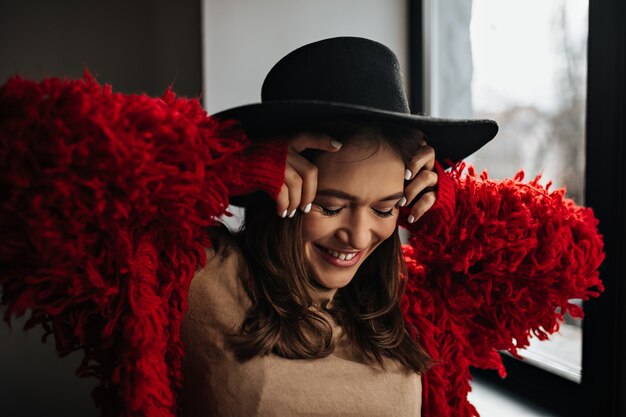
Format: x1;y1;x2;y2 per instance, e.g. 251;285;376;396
312;243;365;267
314;244;361;260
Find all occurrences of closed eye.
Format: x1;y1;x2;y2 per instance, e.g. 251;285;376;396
319;206;343;216
373;208;395;218
319;205;396;218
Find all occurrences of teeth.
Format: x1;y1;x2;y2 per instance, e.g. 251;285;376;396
321;245;357;261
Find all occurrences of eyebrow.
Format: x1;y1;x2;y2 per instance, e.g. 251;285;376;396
316;189;404;203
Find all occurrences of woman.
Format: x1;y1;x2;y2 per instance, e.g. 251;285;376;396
178;37;483;415
0;37;604;417
180;121;436;416
178;37;603;416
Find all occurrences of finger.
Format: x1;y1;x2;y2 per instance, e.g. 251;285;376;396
407;191;437;223
275;184;290;217
283;162;303;217
402;170;438;207
405;145;436;180
289;132;343;153
287;150;318;211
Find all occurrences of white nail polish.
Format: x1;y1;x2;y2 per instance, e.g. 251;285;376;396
330;139;343;149
404;169;412;180
399;197;407;207
281;209;288;218
407;214;415;223
304;203;312;213
289;209;297;218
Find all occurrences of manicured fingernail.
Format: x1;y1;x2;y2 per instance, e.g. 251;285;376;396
281;209;288;218
330;139;343;150
404;169;412;180
304;203;312;213
399;197;407;207
407;214;416;223
289;209;297;218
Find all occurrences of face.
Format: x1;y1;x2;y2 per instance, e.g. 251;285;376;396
302;138;405;293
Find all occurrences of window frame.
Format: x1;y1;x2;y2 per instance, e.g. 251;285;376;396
407;0;626;415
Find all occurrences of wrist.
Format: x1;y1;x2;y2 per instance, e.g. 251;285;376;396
229;139;288;200
400;160;456;230
430;160;456;222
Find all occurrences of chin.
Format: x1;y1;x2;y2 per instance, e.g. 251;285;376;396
313;271;356;290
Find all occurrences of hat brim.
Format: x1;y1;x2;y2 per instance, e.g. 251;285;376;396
212;100;498;163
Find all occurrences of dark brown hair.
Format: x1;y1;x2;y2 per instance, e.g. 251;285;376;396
228;119;433;374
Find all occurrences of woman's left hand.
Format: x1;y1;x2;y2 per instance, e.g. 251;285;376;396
401;140;438;223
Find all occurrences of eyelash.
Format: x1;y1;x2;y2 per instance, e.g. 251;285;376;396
319;206;395;218
375;208;395;218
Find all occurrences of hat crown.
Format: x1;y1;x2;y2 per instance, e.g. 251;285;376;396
261;37;410;114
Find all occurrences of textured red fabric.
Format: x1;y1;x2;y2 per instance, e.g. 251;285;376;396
399;162;605;417
229;139;288;199
0;76;604;417
0;75;285;417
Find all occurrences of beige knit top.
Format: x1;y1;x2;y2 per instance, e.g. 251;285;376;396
179;228;422;417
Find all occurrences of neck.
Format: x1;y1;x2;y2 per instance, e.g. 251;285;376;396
309;280;338;307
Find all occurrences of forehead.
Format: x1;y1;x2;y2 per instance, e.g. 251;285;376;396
314;141;405;201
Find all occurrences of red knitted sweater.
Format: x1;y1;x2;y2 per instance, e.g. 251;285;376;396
0;75;605;417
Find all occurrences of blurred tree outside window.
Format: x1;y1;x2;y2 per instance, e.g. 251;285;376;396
424;0;588;383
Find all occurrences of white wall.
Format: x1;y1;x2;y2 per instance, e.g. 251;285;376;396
202;0;408;114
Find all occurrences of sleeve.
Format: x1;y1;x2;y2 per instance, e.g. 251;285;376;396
398;161;605;417
0;75;287;417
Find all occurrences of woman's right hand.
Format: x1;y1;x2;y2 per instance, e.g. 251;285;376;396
276;133;343;218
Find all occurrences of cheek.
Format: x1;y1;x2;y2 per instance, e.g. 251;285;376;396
371;220;399;250
381;221;398;239
358;222;398;264
301;215;332;242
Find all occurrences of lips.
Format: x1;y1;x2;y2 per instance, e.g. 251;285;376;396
312;243;364;267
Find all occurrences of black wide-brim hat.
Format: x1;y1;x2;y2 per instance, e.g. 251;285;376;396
213;36;498;164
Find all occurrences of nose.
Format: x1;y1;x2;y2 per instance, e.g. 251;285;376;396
336;207;373;250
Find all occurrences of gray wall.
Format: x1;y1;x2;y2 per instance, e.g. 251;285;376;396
0;1;201;416
0;0;202;97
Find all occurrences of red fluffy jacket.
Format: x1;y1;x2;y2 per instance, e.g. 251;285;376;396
0;75;605;417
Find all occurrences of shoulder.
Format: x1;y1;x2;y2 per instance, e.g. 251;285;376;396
186;224;252;328
202;224;244;268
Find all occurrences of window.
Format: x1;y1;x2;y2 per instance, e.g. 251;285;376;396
421;0;588;384
414;1;626;415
